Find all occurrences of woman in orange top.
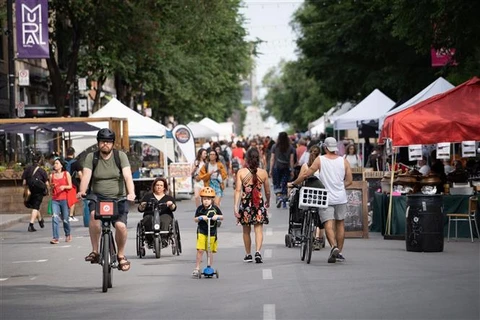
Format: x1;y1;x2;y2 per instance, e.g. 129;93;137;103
198;149;228;206
49;158;73;244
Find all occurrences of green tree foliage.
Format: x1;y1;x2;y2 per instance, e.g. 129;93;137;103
388;0;480;83
263;60;333;131
293;0;439;103
47;0;252;122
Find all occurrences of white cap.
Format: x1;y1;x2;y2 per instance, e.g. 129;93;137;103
324;137;338;152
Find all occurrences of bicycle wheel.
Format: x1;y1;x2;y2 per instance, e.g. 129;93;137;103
300;212;310;261
175;220;182;254
306;211;315;264
108;233;115;289
154;236;161;259
102;233;110;293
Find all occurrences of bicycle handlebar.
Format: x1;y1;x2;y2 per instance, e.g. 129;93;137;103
83;194;127;203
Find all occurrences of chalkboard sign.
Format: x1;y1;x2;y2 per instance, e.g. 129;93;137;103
345;181;369;238
363;171;385;231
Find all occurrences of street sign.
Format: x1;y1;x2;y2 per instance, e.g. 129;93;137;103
78;77;87;91
16;101;25;117
18;70;30;86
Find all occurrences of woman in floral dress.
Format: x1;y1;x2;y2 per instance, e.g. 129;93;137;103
234;148;271;263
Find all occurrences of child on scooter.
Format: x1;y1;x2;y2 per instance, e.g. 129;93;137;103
192;187;223;278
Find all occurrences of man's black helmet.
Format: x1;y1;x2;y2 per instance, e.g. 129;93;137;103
96;128;115;142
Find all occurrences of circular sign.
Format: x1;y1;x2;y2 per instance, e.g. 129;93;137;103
175;128;191;144
103;204;111;212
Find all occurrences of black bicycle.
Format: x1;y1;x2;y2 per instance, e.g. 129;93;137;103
87;194;127;293
300;208;318;264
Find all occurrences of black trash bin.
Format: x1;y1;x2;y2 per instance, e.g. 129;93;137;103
406;194;444;252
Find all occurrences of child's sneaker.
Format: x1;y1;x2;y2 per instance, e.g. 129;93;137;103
192;269;200;278
243;254;253;262
255;252;263;263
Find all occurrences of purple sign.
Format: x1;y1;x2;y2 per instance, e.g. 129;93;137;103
16;0;49;59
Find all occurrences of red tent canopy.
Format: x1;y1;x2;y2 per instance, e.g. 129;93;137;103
380;77;480;146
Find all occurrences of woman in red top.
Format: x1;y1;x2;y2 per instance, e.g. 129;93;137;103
49;158;73;244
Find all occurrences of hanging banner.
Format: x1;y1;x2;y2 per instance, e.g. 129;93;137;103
461;141;476;158
408;144;423;161
16;0;49;59
436;142;451;160
172;124;195;164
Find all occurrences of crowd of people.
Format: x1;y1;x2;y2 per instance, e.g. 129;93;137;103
23;128;418;278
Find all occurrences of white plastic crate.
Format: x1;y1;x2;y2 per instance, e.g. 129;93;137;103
298;187;329;209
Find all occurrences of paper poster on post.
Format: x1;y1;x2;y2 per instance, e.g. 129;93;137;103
461;141;476;158
436;142;450;159
408;144;423;161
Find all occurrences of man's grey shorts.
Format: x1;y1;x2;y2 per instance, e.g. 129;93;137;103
318;203;347;222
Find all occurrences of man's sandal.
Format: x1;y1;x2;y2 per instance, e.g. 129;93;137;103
85;251;100;264
117;256;131;272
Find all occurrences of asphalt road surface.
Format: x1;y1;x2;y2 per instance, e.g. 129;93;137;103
1;187;479;320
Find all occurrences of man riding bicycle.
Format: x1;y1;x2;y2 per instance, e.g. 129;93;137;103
77;128;136;272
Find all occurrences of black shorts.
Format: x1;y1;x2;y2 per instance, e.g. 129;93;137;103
26;192;44;210
88;198;129;226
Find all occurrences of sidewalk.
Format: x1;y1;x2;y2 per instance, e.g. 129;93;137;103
0;214;30;231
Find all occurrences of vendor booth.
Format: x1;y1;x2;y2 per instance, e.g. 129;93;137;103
376;77;480;240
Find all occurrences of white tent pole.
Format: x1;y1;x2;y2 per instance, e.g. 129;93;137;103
163;133;168;174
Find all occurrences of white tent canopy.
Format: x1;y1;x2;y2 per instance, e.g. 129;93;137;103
309;102;354;134
71;98;174;162
378;77;454;129
198;118;233;141
187;121;219;139
90;98;166;137
332;89;395;130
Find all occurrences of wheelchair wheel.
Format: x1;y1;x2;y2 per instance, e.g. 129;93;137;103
136;222;144;258
174;220;182;255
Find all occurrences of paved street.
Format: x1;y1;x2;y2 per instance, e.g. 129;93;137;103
1;187;479;320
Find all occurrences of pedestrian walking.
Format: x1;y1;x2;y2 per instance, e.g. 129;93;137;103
49;157;73;244
22;154;48;232
234;147;270;263
290;137;352;263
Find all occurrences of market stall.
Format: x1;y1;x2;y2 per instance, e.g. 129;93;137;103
375;77;480;239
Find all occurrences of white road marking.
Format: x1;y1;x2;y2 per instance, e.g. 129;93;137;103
266;228;273;236
30;277;37;280
68;258;74;261
0;278;8;281
12;259;48;264
264;249;272;258
263;304;276;320
40;245;71;249
262;269;273;280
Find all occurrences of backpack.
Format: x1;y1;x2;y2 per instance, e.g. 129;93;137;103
88;150;122;192
28;166;47;195
221;148;230;163
65;158;78;187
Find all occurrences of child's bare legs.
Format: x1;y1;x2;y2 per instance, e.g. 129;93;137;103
195;249;204;270
242;225;252;254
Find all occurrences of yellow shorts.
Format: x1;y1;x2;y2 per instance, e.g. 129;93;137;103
196;233;217;252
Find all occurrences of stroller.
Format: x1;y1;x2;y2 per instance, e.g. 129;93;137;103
285;176;326;248
285;184;304;247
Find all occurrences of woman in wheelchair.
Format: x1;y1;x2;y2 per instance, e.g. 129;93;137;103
138;177;177;246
